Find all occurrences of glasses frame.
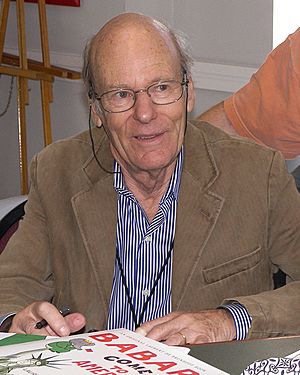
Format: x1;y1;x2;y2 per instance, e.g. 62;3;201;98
94;74;189;113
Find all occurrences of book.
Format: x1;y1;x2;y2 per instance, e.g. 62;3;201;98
0;328;229;374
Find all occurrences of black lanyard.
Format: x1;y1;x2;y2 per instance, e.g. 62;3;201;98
115;240;174;329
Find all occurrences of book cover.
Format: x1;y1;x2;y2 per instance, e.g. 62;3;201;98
0;328;229;374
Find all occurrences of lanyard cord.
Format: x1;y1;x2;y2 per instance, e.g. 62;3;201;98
115;240;174;329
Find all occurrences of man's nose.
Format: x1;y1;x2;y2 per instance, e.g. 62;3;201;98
132;91;157;124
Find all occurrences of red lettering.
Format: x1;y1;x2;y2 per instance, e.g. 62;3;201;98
144;361;177;371
73;361;92;367
82;364;103;369
73;361;117;374
90;333;119;343
110;365;129;373
89;368;106;373
127;350;157;361
167;369;200;375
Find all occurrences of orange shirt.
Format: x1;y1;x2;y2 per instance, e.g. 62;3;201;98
224;28;300;159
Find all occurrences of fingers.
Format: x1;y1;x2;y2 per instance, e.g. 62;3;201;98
64;313;86;333
38;311;86;337
9;302;86;336
136;310;236;345
136;312;184;343
162;331;188;346
176;331;187;345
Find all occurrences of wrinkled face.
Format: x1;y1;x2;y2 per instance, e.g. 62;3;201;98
92;24;195;175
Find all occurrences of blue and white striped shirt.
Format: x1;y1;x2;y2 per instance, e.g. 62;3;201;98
106;149;252;339
107;150;183;330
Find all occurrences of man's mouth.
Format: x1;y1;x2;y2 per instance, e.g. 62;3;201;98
137;134;157;140
135;132;165;141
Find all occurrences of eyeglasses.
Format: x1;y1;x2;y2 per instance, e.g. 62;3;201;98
94;77;189;113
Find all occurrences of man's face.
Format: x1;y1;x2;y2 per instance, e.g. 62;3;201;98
92;26;195;175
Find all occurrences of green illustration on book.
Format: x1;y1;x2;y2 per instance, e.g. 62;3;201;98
0;338;95;374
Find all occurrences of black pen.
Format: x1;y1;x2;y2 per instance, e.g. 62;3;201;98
35;307;71;329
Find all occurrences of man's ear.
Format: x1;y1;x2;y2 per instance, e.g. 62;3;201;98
187;77;195;113
91;102;103;128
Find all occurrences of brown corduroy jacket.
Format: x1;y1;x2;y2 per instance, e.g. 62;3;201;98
1;121;300;337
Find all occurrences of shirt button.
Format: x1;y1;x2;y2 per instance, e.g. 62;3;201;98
144;236;152;242
142;289;150;297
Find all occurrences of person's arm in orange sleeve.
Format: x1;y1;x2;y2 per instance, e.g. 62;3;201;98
197;101;238;136
197;27;300;160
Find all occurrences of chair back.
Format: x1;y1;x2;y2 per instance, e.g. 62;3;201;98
0;197;27;254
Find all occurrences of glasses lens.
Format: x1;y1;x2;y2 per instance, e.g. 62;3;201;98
148;81;183;105
98;79;185;113
100;89;134;112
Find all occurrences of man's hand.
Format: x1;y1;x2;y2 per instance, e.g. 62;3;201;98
9;301;86;336
136;310;236;345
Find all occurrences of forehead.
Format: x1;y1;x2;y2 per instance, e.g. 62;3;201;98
92;23;181;90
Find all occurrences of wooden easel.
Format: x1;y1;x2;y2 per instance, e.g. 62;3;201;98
0;0;81;194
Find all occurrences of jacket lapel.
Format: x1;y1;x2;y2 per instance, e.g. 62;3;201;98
71;130;117;316
172;123;225;309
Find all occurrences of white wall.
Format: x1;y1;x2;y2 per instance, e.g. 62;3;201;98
0;0;273;198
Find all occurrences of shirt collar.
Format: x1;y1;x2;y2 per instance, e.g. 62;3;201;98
113;147;184;202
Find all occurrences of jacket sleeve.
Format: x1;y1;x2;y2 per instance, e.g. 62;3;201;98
0;155;54;316
223;151;300;338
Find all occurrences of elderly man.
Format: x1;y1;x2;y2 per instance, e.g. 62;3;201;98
1;13;300;346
